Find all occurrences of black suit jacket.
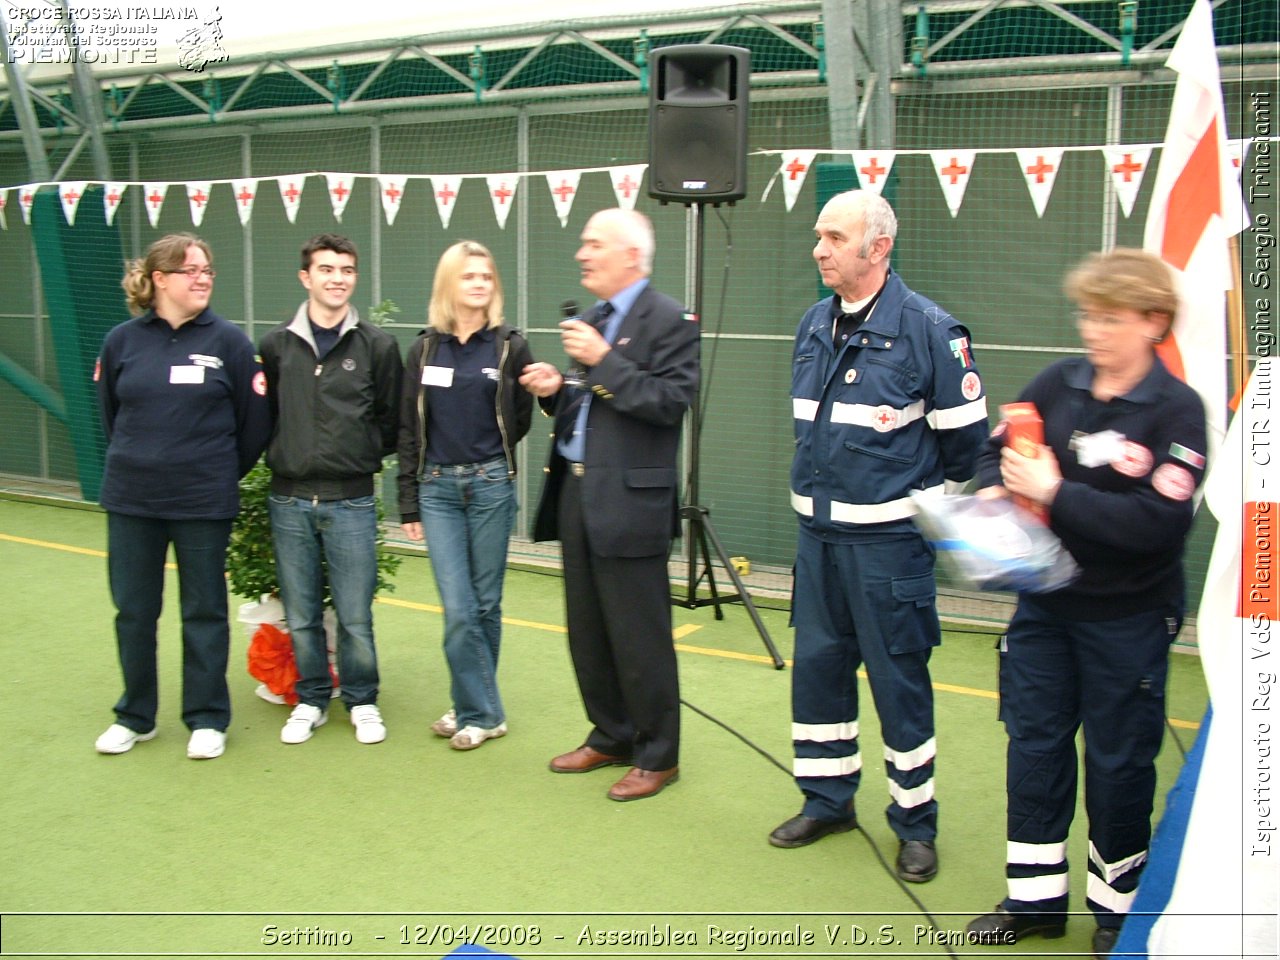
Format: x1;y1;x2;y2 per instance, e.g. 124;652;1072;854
532;284;700;557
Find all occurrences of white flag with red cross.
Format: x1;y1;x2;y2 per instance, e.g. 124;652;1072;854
59;181;88;226
777;151;816;212
231;179;258;227
929;150;976;218
851;151;896;196
142;183;168;228
609;165;646;211
324;174;355;222
1224;138;1248;180
103;183;128;226
1102;146;1153;218
486;175;518;229
1141;0;1246;445
18;186;37;226
430;175;463;229
378;175;407;226
546;171;581;228
277;176;306;225
1015;148;1065;218
186;182;213;226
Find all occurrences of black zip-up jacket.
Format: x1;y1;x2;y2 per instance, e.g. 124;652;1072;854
396;324;534;523
259;304;403;500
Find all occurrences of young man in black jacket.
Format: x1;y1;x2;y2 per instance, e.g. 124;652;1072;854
259;234;402;745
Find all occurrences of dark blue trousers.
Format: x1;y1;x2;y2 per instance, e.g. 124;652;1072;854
106;512;233;733
999;596;1178;928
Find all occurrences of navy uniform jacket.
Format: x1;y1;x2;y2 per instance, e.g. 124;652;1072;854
790;269;989;539
531;284;700;558
975;356;1207;620
96;308;270;520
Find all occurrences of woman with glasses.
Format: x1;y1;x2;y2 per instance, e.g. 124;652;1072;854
396;241;533;751
965;249;1208;958
94;233;271;760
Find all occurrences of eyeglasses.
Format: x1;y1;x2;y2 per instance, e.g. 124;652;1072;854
1073;309;1127;329
165;266;216;280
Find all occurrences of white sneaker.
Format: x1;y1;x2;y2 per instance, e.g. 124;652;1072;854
95;723;157;755
187;728;226;760
430;709;458;738
449;722;508;751
254;683;288;705
281;703;327;744
350;704;386;744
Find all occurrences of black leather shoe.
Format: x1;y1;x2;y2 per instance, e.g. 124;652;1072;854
965;906;1066;945
895;839;938;882
768;810;857;848
1092;926;1119;958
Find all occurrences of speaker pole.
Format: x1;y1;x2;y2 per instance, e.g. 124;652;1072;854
674;201;785;670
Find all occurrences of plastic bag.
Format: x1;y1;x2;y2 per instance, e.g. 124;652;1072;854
910;491;1080;593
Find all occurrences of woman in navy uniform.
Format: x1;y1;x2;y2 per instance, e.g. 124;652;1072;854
966;249;1208;958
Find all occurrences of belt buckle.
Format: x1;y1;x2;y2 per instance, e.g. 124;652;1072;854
570;462;585;477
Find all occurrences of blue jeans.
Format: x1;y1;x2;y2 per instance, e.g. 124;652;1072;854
106;512;233;733
268;495;380;709
419;456;517;729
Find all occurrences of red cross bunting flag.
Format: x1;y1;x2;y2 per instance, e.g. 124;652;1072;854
142;183;168;228
58;181;87;226
929;150;976;218
609;164;646;211
1141;0;1246;444
377;175;407;226
851;151;896;196
1225;138;1248;180
277;176;305;225
231;178;257;227
1102;146;1152;218
545;170;581;228
0;188;7;230
1014;148;1065;218
485;175;518;229
186;182;213;227
103;182;127;226
18;186;36;225
324;173;355;223
775;151;816;212
430;175;463;229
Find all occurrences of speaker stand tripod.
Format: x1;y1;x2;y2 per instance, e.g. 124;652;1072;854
672;202;784;670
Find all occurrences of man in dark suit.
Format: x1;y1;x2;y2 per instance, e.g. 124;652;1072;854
519;207;699;802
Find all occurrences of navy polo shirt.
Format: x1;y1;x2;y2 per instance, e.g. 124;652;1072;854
423;327;503;465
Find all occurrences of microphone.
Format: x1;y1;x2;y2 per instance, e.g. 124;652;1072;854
560;299;588;387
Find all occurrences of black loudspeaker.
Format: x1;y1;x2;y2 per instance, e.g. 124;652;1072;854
648;44;750;204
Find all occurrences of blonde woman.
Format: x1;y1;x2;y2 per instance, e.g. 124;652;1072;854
397;241;533;750
94;233;270;760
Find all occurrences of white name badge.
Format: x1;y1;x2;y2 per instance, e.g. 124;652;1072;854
421;365;454;388
169;365;205;384
1075;429;1125;468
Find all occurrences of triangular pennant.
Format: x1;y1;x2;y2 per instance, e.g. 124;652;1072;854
19;186;37;225
1014;148;1065;218
324;173;355;222
103;182;128;226
929;150;976;218
0;188;8;230
430;175;463;229
545;171;581;228
850;151;897;196
378;175;407;226
59;181;88;225
142;183;169;228
609;164;647;211
1102;146;1153;219
778;151;817;212
486;175;518;229
277;176;305;225
231;178;258;227
186;181;213;226
1225;138;1248;179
